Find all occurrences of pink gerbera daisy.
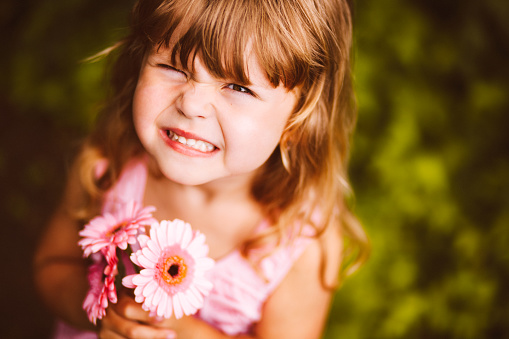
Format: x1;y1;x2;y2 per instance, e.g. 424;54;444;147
79;201;156;257
82;256;118;324
122;219;214;319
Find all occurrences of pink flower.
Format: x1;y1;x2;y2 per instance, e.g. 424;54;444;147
122;219;214;319
83;256;119;324
79;201;156;257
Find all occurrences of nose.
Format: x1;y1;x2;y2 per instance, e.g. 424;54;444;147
175;81;217;119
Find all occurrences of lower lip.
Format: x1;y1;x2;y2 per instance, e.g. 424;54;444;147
159;130;217;157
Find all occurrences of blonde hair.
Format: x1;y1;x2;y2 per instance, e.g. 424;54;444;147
78;0;369;284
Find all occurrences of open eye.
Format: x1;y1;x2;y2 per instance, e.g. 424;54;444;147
226;83;254;96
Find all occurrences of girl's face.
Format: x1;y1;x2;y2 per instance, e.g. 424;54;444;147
133;46;298;186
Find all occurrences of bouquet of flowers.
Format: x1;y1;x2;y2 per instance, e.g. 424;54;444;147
78;201;214;324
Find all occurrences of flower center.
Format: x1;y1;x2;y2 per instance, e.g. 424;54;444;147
106;221;129;237
168;264;179;277
162;255;187;285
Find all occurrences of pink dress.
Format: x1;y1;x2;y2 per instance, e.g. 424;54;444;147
53;158;313;338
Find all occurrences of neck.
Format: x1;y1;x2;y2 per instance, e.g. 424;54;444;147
144;158;265;260
146;158;257;210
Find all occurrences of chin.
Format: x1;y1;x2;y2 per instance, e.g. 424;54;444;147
160;168;218;186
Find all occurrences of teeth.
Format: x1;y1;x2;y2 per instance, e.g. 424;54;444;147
167;130;215;152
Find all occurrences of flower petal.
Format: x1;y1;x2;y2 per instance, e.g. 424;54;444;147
172;294;184;319
144;289;156;309
174;220;185;244
166;220;177;246
195;257;215;271
152;286;163;310
134;291;145;303
138;234;150;248
178;292;196;316
137;253;156;269
122;275;135;289
193;277;214;294
156;292;168;318
141;246;159;264
140;268;156;277
132;274;153;286
184;286;203;309
130;251;142;267
180;223;193;249
186;233;207;256
157;223;168;249
142;280;158;298
146;238;161;257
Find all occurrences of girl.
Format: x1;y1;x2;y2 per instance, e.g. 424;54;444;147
34;0;369;338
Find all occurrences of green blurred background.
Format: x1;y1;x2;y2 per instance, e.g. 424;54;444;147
1;0;508;338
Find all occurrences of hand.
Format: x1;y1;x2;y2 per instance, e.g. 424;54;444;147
98;290;177;339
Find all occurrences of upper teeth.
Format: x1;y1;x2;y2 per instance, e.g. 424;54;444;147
167;130;215;152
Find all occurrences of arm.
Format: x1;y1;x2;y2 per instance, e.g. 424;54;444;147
101;230;340;339
33;162;94;331
254;233;340;339
100;292;251;338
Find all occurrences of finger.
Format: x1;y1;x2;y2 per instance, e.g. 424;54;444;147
102;305;176;339
114;290;153;324
98;326;126;339
99;327;176;339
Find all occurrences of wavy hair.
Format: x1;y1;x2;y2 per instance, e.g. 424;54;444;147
78;0;369;285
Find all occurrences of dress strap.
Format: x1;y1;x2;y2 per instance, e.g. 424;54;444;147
101;158;148;214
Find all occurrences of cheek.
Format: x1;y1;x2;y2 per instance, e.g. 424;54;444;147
132;86;158;143
223;118;285;171
132;75;172;118
132;89;146;135
133;82;157;115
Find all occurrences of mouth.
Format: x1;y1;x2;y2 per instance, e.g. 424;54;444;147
165;129;217;153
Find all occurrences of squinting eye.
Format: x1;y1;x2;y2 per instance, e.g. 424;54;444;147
157;64;187;77
227;83;253;95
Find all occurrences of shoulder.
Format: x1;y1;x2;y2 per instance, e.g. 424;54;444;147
254;229;340;339
292;222;342;289
291;212;343;288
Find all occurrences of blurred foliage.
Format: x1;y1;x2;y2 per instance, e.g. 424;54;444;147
325;0;509;338
1;1;133;338
1;0;508;338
